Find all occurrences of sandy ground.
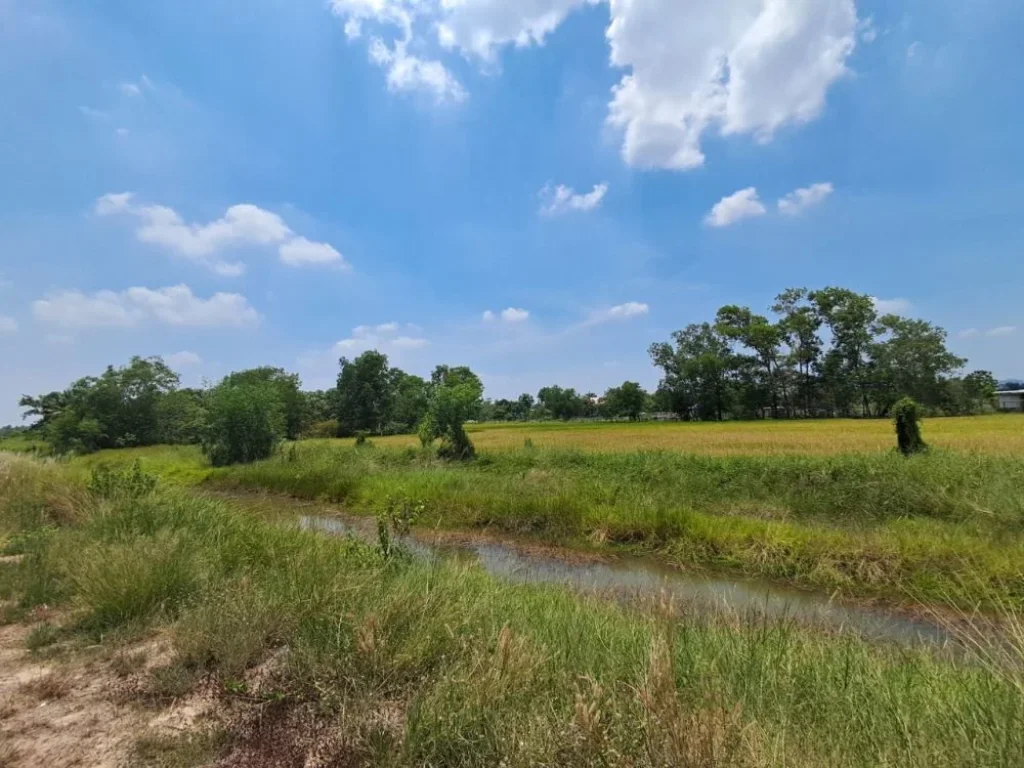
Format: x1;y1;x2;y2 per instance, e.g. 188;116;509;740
0;614;215;768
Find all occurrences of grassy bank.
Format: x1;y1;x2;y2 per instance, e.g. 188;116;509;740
201;442;1024;606
3;455;1024;766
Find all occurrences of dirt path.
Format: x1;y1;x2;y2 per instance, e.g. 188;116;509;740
0;615;215;768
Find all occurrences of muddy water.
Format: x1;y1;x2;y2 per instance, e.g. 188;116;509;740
299;513;951;648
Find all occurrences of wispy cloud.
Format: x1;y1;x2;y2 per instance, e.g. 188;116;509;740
778;182;834;216
539;183;608;216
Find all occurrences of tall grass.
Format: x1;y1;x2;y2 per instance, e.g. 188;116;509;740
211;443;1024;605
2;456;1024;766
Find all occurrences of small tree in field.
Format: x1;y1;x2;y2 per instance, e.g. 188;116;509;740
203;382;283;466
419;365;483;460
893;397;927;456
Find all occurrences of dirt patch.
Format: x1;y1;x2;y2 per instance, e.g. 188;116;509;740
0;621;222;768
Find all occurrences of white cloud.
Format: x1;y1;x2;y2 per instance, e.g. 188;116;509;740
330;1;466;103
119;82;141;97
584;301;650;326
325;1;858;170
436;0;595;62
606;0;857;170
957;329;979;340
778;182;834;216
539;183;608;216
987;326;1016;337
332;322;428;354
115;127;130;137
907;41;923;61
165;350;202;368
32;285;259;330
369;37;467;103
871;297;913;316
96;193;345;273
705;188;766;228
484;307;530;324
858;15;877;43
279;237;349;268
0;316;17;335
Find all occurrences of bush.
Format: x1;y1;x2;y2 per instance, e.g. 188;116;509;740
893;397;928;456
203;383;283;467
87;460;158;500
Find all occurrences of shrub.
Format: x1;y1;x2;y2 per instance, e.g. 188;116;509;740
893;397;928;456
303;419;339;439
87;460;158;500
203;383;283;467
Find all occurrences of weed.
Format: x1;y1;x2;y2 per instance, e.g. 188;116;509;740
25;622;60;651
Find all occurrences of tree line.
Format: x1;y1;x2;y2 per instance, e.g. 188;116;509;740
14;285;1001;463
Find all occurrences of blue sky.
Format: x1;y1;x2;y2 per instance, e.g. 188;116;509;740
1;0;1023;423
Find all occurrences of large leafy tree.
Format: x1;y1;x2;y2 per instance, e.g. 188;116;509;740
538;386;586;421
808;288;879;416
602;381;647;420
649;323;733;421
715;305;786;418
421;364;484;459
868;315;965;414
222;367;303;440
335;351;395;436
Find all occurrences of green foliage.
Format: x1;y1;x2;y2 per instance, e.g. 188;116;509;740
336;350;395;436
155;388;208;445
222;367;304;440
5;457;1024;767
87;459;159;500
893;397;928;456
537;385;587;420
202;381;283;466
602;381;647;420
422;365;483;460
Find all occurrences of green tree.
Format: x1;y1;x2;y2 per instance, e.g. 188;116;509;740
960;370;998;414
156;388;208;445
222;367;303;440
389;370;430;432
203;380;283;466
772;288;823;417
649;323;733;421
537;386;585;421
603;381;646;420
809;288;878;416
335;351;394;436
421;364;484;459
868;315;965;414
716;305;786;418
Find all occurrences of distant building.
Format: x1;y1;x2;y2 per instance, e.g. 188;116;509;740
996;390;1024;411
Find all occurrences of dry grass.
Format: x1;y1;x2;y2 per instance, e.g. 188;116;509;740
312;414;1024;456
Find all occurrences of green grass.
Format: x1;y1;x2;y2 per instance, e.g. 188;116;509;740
0;433;49;454
3;454;1024;766
206;442;1024;606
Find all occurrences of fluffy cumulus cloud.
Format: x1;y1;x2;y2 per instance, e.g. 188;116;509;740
0;316;17;335
32;285;259;330
165;350;202;367
539;183;608;216
607;0;858;169
483;307;530;324
705;187;766;227
778;182;835;215
326;1;859;170
334;321;429;353
95;193;347;274
871;297;913;315
330;0;466;103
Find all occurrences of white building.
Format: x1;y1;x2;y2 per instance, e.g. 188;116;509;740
996;390;1024;411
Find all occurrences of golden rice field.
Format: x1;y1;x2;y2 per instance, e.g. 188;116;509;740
323;413;1024;456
